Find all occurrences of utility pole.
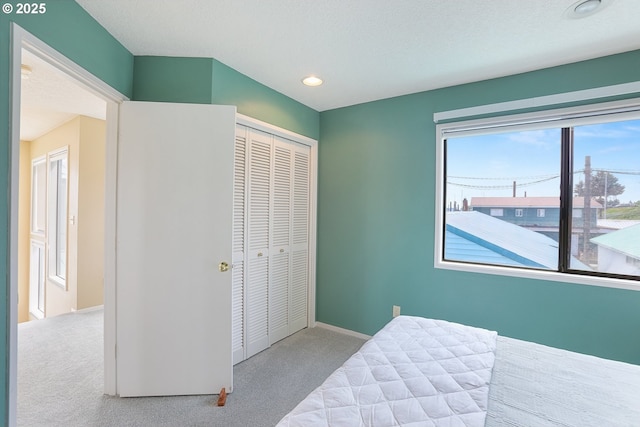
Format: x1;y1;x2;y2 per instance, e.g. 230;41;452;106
604;172;608;219
583;156;591;263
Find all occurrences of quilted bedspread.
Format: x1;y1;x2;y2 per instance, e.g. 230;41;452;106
277;316;498;427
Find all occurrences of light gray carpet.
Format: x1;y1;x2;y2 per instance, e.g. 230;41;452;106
18;310;365;427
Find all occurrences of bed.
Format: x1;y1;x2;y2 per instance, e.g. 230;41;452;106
276;315;640;427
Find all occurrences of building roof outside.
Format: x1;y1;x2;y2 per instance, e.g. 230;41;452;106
445;230;527;267
591;223;640;259
446;211;591;270
597;219;640;230
470;196;603;209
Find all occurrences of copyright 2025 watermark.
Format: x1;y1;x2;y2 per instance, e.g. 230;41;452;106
3;3;47;14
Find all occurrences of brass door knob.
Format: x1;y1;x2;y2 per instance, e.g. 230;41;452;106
218;262;229;272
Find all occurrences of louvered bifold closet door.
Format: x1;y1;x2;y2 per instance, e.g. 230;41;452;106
290;143;310;334
232;125;247;365
245;129;272;359
269;139;292;344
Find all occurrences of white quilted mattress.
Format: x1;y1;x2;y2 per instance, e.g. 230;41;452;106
277;316;498;427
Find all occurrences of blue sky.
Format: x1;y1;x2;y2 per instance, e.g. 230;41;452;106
446;118;640;207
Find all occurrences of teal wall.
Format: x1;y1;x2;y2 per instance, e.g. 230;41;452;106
0;1;134;423
211;59;319;140
133;56;319;140
317;49;640;365
133;56;214;104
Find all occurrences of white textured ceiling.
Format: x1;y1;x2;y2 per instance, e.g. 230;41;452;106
21;50;106;141
74;0;640;112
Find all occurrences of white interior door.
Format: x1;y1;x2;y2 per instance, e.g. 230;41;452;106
116;101;235;397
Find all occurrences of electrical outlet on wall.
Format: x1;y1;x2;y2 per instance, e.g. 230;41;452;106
392;305;401;317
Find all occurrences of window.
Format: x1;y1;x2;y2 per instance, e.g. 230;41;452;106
48;148;68;288
627;257;640;268
436;98;640;288
31;156;46;234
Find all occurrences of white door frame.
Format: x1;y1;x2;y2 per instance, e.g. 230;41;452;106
9;24;126;426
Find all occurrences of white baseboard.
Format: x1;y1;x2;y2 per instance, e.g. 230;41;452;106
314;322;371;340
71;305;104;314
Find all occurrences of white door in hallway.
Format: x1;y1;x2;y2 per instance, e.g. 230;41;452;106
116;101;235;397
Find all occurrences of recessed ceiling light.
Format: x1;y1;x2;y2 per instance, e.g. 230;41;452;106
575;0;601;14
302;76;323;87
565;0;611;19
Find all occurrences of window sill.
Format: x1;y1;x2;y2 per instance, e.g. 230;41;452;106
434;258;640;292
48;275;67;290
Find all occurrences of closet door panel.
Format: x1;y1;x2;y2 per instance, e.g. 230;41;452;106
269;140;292;344
292;147;310;248
245;129;272;358
272;143;291;249
232;127;247;365
246;256;269;358
290;249;308;332
247;131;271;253
290;146;310;334
231;260;245;364
269;251;289;343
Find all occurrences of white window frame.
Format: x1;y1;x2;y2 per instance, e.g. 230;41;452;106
489;208;504;217
28;239;45;319
47;147;69;289
537;209;546;218
515;209;524;217
31;156;47;235
434;96;640;292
